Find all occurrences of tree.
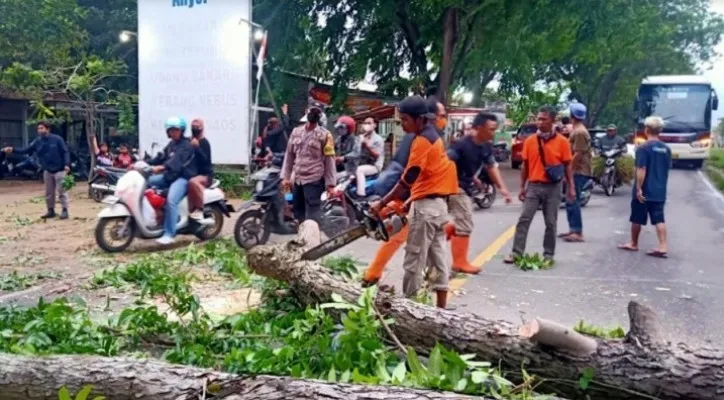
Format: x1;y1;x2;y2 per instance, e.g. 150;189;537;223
257;0;571;106
542;0;724;126
1;57;129;170
0;0;87;70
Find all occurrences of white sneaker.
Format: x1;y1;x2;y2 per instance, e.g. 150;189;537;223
156;235;175;245
197;218;215;226
189;210;204;220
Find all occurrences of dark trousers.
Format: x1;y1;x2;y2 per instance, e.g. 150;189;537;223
512;182;561;258
292;179;324;223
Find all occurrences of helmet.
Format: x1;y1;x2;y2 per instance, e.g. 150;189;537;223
335;116;356;135
569;103;587;120
165;116;187;134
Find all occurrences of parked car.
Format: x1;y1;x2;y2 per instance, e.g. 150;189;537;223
511;123;537;169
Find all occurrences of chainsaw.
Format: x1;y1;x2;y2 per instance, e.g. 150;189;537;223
300;196;407;261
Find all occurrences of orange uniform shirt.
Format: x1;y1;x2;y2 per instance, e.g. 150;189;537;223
402;125;458;201
522;133;573;183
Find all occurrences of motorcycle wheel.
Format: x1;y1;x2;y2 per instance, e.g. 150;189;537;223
475;185;497;209
89;178;108;202
95;217;135;253
580;192;592;207
194;205;225;241
603;173;615;197
234;209;270;250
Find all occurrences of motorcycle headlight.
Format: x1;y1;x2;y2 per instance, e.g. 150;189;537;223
255;180;264;192
321;192;328;201
605;159;615;167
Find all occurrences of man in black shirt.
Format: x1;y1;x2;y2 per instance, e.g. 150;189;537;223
446;112;512;274
2;121;71;219
189;119;214;223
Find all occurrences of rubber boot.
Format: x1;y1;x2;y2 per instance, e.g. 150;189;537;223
362;225;409;285
443;222;456;241
451;235;481;275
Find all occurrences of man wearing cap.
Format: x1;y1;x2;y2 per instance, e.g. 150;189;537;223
559;103;591;242
371;95;458;309
281;100;336;222
447;112;513;274
598;124;626;152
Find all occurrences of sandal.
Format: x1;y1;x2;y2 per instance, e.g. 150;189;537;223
503;255;516;264
557;232;572;238
617;243;639;252
646;250;668;259
564;235;584;243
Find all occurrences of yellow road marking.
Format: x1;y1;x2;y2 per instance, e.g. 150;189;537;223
472;225;517;267
450;225;516;295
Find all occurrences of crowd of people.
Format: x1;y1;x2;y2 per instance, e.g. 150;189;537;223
281;94;673;308
2;93;672;300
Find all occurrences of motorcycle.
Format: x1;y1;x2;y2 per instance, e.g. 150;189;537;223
233;166;376;250
471;167;496;209
0;152;42;180
94;161;234;253
493;140;510;162
599;148;623;196
234;162;298;250
560;178;593;208
88;165;128;202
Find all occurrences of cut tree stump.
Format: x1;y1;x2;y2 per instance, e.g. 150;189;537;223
0;354;487;400
247;241;724;400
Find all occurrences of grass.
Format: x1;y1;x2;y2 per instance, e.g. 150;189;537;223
0;271;61;292
707;148;724;170
705;149;724;192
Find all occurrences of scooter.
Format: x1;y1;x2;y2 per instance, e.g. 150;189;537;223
88;165;128;202
599;148;623;196
94;161;234;253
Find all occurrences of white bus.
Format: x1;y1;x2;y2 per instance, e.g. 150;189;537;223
634;75;718;168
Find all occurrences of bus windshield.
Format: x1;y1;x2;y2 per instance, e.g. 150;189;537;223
638;84;711;132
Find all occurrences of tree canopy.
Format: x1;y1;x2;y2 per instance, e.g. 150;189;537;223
1;0;722;130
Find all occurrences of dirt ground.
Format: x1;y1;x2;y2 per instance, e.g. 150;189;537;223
0;180;255;315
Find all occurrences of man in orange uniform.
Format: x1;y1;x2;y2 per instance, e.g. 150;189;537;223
362;97;447;287
371;95;458;308
505;106;575;264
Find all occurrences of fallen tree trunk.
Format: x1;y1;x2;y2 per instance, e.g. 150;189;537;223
247;241;724;400
0;354;488;400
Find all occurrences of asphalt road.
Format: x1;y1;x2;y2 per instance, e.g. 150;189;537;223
332;164;724;346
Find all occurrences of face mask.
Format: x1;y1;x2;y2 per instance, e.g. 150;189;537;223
435;117;448;131
362;123;374;133
191;128;202;137
307;111;321;124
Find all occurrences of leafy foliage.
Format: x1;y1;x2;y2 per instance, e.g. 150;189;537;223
0;244;546;398
322;256;360;281
58;385;105;400
591;155;635;184
215;171;244;197
62;174;76;191
574;320;626;339
512;254;555;271
0;271;60;292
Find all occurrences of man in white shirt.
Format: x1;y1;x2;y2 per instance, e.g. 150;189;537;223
356;117;385;197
